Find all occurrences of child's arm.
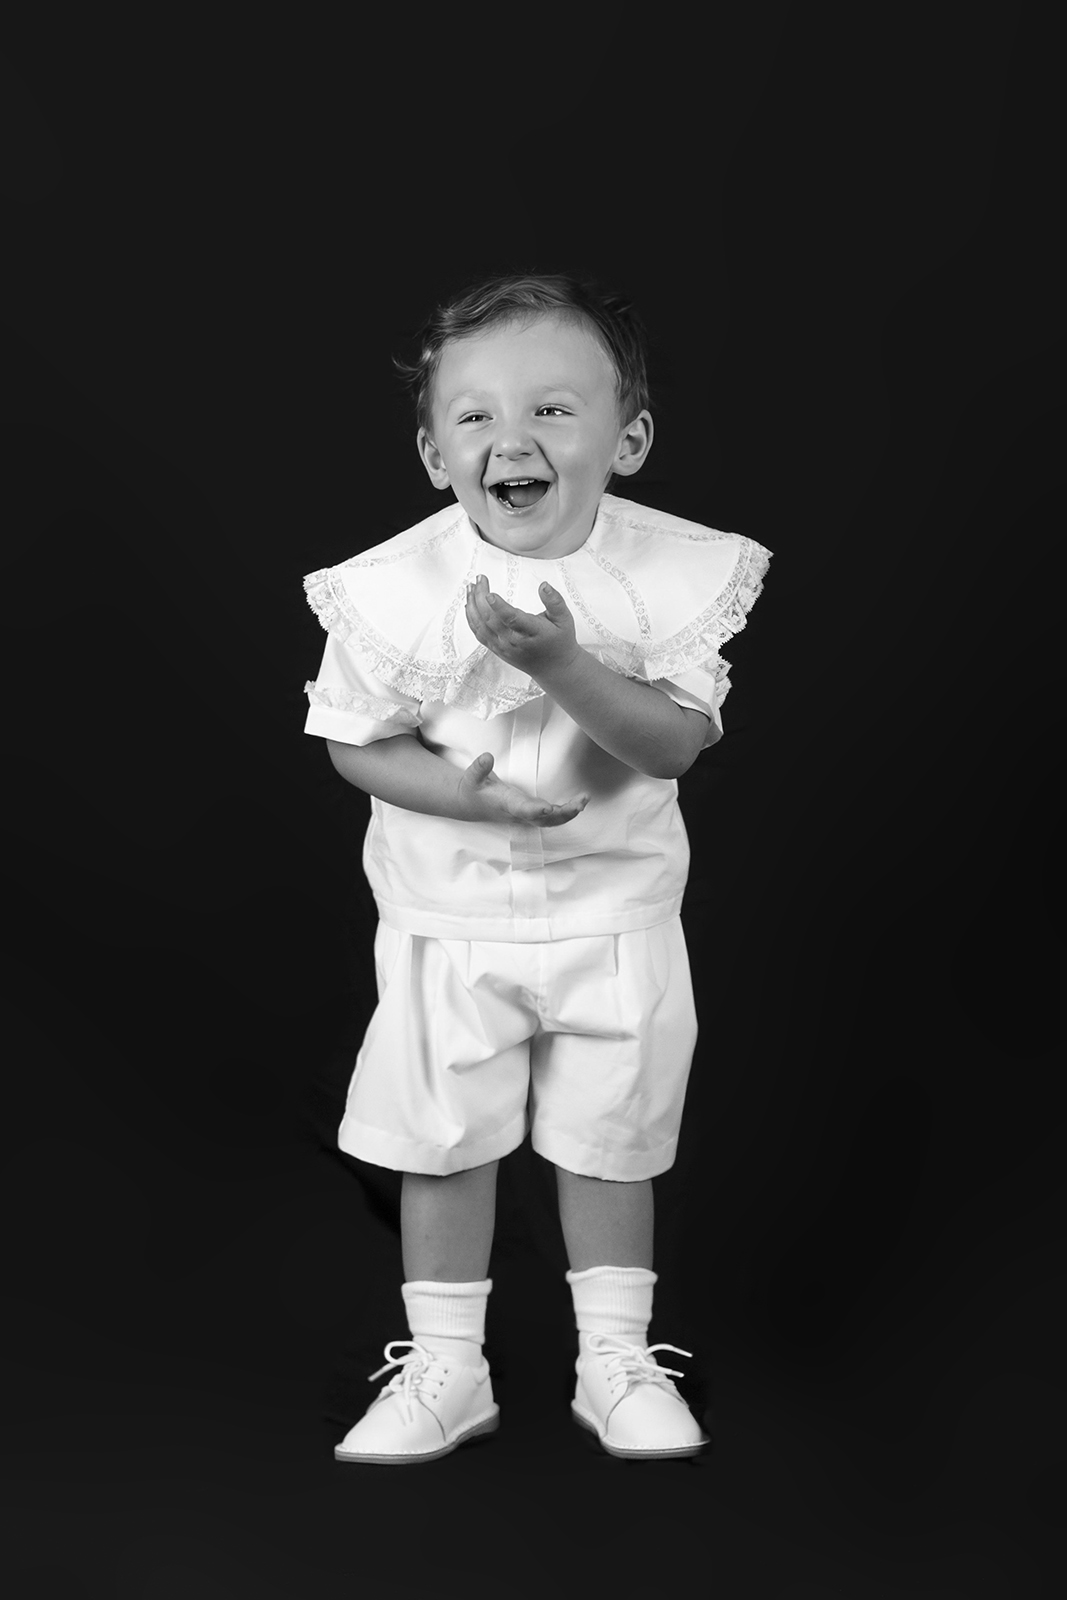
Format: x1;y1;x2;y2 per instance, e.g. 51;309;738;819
326;732;588;826
465;576;717;780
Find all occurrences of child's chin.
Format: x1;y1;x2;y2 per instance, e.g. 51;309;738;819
476;525;559;555
469;488;596;557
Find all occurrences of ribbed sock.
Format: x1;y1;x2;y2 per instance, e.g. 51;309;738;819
566;1264;658;1358
401;1278;492;1367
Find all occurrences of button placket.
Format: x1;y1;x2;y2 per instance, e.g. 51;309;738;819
507;695;548;930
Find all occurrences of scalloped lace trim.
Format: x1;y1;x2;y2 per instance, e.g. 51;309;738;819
642;537;771;680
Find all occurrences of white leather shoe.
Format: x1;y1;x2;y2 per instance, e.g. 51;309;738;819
571;1333;710;1460
334;1339;500;1464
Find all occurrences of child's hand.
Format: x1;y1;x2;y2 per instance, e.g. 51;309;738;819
465;575;580;679
459;752;588;828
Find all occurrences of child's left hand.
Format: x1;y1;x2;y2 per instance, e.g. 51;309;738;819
465;574;581;678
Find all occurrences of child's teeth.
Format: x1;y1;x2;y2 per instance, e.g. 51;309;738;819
499;479;549;508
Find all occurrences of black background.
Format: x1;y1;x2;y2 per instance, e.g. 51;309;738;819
2;5;1063;1597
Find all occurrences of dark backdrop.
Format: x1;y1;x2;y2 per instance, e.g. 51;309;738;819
2;6;1063;1598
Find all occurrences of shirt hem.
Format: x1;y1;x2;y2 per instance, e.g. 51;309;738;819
371;895;685;943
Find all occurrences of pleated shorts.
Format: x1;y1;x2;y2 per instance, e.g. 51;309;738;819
337;916;699;1180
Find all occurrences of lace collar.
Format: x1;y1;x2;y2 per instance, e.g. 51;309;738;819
304;494;771;719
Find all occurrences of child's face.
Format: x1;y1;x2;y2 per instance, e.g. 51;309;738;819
417;315;653;559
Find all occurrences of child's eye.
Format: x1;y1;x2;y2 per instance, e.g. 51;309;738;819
458;407;568;423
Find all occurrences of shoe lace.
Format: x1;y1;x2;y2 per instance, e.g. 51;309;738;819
585;1334;693;1396
366;1339;451;1422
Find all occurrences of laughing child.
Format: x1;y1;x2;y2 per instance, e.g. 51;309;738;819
302;271;771;1462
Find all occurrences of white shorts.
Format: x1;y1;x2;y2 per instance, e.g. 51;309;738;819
337;917;699;1181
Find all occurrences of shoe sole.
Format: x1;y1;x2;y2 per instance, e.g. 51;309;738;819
334;1407;500;1465
571;1402;709;1460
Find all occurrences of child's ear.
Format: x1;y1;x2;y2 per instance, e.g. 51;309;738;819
417;426;450;490
612;410;654;477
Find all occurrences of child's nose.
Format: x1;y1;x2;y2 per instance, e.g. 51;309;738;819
492;424;536;459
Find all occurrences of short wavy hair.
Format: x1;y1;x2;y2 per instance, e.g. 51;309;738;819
393;271;651;439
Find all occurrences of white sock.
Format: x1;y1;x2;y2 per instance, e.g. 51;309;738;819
401;1278;492;1367
566;1264;658;1357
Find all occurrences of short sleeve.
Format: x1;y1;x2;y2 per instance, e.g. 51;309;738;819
304;633;423;747
645;658;729;749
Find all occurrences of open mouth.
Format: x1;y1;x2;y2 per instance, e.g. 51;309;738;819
488;478;550;511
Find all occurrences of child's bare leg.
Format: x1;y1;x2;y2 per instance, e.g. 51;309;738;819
554;1167;654;1271
401;1160;499;1281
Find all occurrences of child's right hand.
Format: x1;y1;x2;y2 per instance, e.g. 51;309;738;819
459;752;589;827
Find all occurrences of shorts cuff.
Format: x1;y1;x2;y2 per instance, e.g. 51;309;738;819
530;1128;678;1181
338;1112;528;1176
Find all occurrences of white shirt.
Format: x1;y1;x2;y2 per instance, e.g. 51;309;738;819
303;494;771;942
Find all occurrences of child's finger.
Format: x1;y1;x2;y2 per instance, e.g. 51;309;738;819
484;593;524;626
464;751;494;783
473;577;537;627
471;575;497;610
464;586;494;639
538;807;583;827
467;580;504;630
534;793;589;825
538;580;569;615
